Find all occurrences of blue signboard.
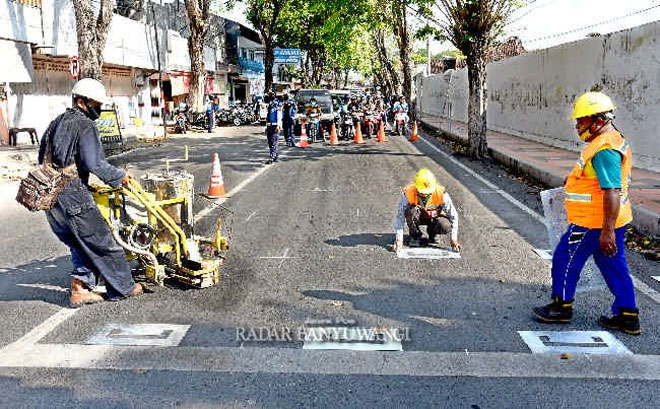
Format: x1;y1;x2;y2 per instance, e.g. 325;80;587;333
274;48;301;64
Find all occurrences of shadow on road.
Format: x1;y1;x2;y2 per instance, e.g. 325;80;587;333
324;233;392;251
0;256;73;307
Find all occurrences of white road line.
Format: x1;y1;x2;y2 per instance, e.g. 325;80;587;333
16;283;68;292
245;211;258;222
2;344;660;380
194;163;273;223
2;308;77;353
412;133;660;304
414;135;543;223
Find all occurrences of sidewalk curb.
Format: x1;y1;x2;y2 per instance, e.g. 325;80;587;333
419;119;660;237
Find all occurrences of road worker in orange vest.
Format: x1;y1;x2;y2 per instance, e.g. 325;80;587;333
393;168;461;253
534;91;640;335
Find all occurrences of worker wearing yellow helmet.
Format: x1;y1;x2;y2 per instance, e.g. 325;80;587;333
534;91;640;335
393;168;461;252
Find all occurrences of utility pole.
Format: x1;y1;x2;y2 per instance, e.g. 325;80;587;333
151;0;167;138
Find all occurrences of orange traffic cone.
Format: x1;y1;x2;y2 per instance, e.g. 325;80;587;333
377;120;387;142
410;121;418;142
329;123;338;145
299;122;309;148
207;152;226;198
354;123;364;144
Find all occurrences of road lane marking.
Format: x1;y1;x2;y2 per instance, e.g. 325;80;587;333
16;283;68;292
413;135;543;223
245;211;258;222
2;344;660;380
194;163;273;223
397;247;461;259
0;307;79;362
652;276;660;283
532;249;553;260
259;248;300;268
86;323;190;346
411;133;660;304
518;331;631;355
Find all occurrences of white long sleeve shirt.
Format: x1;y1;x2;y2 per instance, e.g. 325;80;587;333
394;192;459;242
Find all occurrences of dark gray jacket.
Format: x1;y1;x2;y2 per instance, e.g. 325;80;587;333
39;108;125;210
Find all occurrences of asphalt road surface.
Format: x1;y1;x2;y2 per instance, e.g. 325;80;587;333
0;125;658;408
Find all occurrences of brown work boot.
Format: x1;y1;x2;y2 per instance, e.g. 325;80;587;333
69;278;104;307
129;283;144;297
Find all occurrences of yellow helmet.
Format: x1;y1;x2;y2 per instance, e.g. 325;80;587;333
413;168;437;194
569;92;616;120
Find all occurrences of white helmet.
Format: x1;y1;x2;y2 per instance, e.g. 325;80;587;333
72;78;108;104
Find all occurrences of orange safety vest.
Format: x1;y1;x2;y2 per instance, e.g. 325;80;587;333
403;184;446;209
564;130;633;229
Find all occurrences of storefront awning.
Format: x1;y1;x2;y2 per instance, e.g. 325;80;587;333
0;40;35;83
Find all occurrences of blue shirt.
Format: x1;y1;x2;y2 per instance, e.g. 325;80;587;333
267;101;279;124
592;149;622;189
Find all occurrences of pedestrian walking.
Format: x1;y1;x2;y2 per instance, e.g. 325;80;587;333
393;168;461;253
265;92;279;164
282;94;297;147
533;92;640;335
206;97;214;133
39;78;143;307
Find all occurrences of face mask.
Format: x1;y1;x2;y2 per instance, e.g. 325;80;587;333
85;101;102;121
578;128;592;141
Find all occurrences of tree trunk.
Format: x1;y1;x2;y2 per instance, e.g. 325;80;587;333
371;30;399;97
343;68;349;88
72;0;114;80
188;29;206;113
392;0;412;102
466;48;488;159
184;0;210;113
264;38;274;93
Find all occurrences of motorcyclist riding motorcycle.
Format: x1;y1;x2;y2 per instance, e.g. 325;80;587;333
305;97;323;142
393;96;410;136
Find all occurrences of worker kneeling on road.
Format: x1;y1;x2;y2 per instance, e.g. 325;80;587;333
533;91;640;335
40;78;143;307
393;168;461;252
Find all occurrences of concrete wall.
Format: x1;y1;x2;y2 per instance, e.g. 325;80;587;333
417;21;660;172
0;0;42;43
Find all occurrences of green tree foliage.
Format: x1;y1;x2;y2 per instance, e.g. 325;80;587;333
244;0;289;93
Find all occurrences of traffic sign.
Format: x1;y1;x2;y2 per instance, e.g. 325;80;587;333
68;56;80;79
274;48;301;64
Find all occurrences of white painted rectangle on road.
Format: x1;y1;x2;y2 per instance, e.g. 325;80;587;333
397;247;461;259
652;276;660;283
518;331;631;355
303;327;403;351
533;249;553;260
86;324;190;347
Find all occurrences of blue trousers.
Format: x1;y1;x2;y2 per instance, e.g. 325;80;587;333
207;111;214;132
45;182;136;300
283;121;295;146
266;125;278;160
552;224;636;315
